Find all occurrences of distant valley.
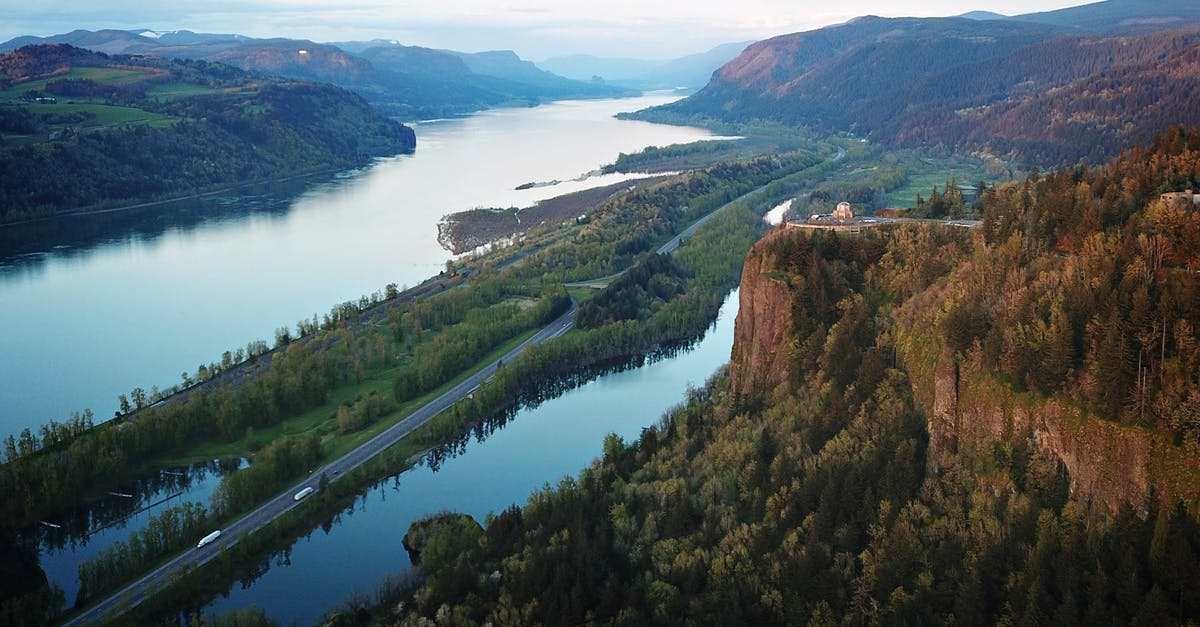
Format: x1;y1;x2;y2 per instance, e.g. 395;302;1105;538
0;28;749;220
539;41;752;90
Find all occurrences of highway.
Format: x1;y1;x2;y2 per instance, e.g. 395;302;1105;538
64;145;844;624
63;302;577;626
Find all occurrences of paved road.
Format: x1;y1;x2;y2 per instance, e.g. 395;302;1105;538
657;144;847;255
64;301;577;626
66;145;850;625
657;186;763;255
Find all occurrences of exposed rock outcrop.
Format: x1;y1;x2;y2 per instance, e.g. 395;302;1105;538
729;228;794;401
894;281;1200;518
730;227;1200;518
915;343;1200;518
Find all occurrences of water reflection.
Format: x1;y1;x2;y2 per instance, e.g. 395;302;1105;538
423;336;707;473
0;176;328;279
202;290;739;625
25;458;245;604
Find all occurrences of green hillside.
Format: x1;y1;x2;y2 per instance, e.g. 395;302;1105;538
0;44;415;224
638;17;1200;168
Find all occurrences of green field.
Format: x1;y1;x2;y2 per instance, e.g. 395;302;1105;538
146;81;225;101
60;102;175;127
0;66;158;101
0;64;185;140
0;102;176;144
887;160;996;209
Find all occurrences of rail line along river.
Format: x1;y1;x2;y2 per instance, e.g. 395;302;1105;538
0;93;719;443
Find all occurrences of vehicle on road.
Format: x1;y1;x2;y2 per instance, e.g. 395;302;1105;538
197;530;221;549
293;486;315;501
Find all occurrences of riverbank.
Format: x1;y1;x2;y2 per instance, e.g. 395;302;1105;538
0;94;718;439
55;147;815;624
0;164;371;229
437;175;672;254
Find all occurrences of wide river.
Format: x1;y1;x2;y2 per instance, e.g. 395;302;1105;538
0;93;718;442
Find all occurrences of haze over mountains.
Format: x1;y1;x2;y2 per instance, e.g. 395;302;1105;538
0;29;740;120
3;0;1198;172
0;29;643;119
3;0;1198;223
539;42;753;90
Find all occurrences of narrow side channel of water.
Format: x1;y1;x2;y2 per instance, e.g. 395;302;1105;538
30;459;244;604
203;289;739;625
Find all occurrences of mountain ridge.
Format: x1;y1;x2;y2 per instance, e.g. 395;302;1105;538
639;10;1200;166
0;30;636;120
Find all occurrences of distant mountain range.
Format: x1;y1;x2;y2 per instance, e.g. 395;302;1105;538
965;0;1200;33
540;42;753;89
0;30;641;119
638;0;1200;166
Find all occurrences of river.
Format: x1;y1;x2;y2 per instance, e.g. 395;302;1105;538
0;93;719;443
204;289;739;625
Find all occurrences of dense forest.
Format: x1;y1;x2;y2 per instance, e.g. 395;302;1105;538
0;44;415;223
356;131;1200;626
638;16;1200;166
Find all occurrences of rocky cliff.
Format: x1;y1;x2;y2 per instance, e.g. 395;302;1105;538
897;312;1200;518
729;228;794;401
730;226;1200;518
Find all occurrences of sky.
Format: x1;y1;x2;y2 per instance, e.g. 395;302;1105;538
2;0;1098;60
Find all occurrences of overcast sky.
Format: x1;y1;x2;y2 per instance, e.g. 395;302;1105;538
4;0;1096;60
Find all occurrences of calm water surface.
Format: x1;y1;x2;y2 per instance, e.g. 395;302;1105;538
205;290;739;625
35;459;243;604
0;94;717;442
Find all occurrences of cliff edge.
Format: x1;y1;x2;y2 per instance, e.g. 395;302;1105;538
729;225;1200;518
729;228;794;401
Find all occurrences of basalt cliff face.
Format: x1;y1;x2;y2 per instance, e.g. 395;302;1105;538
896;298;1200;518
730;227;1200;517
729;230;793;401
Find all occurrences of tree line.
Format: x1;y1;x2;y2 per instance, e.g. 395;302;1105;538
74;502;209;606
0;274;541;531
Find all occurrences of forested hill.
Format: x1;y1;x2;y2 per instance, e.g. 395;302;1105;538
0;31;636;120
636;15;1200;167
0;44;415;224
362;130;1200;625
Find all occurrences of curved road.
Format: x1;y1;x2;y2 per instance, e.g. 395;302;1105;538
64;302;577;626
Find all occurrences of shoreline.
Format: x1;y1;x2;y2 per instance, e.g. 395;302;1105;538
0;159;396;230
